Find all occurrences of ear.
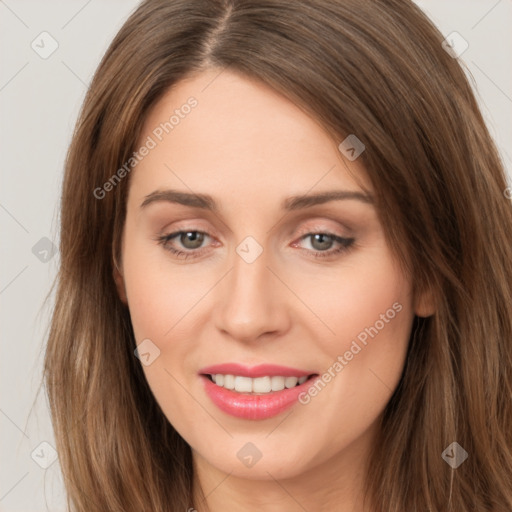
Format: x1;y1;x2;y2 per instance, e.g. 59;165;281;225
113;259;128;305
414;284;436;318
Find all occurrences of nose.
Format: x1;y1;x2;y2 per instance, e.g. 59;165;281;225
213;242;291;344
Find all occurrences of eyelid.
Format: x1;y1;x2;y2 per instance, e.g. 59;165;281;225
158;221;350;244
157;218;213;235
292;219;353;239
157;215;354;241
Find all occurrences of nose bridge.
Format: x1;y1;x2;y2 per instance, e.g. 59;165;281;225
214;236;288;341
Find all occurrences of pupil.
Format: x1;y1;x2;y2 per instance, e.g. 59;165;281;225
312;233;332;251
182;231;204;249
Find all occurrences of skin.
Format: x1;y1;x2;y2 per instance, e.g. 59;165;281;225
114;68;434;512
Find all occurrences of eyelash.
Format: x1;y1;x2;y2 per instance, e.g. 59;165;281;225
153;229;355;261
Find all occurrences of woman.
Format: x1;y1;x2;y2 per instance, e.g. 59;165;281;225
44;0;512;510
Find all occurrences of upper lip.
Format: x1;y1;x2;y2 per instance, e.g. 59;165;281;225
199;363;316;378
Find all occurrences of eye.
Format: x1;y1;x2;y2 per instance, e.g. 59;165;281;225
155;230;211;259
154;229;356;260
292;232;355;259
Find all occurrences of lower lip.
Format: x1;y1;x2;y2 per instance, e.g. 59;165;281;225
201;375;319;420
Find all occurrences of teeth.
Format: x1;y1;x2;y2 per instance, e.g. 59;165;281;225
210;374;310;394
234;376;252;393
285;376;298;388
223;374;235;389
253;376;271;393
271;376;285;391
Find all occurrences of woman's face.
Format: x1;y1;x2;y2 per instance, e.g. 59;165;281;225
116;68;429;482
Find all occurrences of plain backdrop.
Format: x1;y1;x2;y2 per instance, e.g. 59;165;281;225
1;1;511;510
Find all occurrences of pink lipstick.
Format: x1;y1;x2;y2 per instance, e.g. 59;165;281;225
199;363;319;420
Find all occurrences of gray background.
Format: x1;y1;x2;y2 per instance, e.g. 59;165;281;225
1;1;511;510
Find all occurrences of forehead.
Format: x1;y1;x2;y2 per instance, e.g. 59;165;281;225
129;68;371;209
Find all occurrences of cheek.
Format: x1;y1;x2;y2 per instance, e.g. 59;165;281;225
297;242;413;358
121;238;207;434
297;244;414;420
121;233;202;342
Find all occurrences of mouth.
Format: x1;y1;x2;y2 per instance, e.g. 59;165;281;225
202;373;317;394
198;363;320;420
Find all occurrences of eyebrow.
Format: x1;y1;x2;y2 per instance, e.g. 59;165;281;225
140;188;374;211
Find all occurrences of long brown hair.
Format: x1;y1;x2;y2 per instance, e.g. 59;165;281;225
43;0;512;510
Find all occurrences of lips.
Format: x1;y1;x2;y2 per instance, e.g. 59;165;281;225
199;363;319;420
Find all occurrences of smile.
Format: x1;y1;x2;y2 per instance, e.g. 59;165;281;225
207;374;310;393
199;363;319;420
